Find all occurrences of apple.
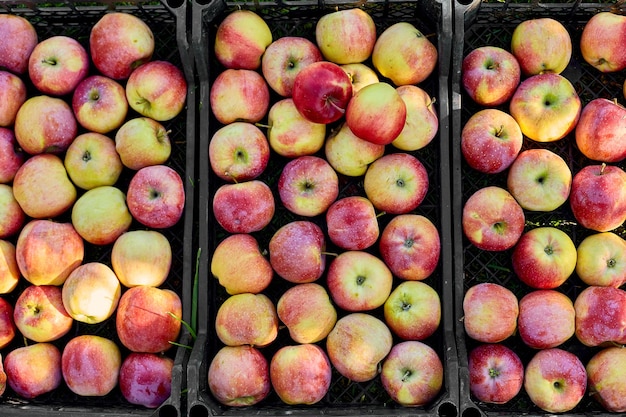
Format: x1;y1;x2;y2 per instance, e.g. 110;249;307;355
261;36;323;97
211;233;273;295
13;285;73;343
381;340;443;407
0;70;27;126
511;226;577;289
214;9;272;70
208;345;270;407
126;164;186;229
346;82;407;145
0;127;26;183
270;344;332;405
327;250;393;312
215;293;278;348
569;163;626;232
209;121;269;182
0;14;38;74
62;262;121;324
384;281;441;341
468;343;524;404
580;12;626;73
278;155;338;217
326;312;393;382
326;196;379;251
14;94;77;155
0;240;20;294
509;73;581;142
506;148;572;212
462;186;525;251
16;219;84;286
212;180;275;233
119;352;174;408
523;348;587;413
461;108;523;174
266;98;326;158
324;122;385;177
0;357;5;396
372;22;438;86
13;153;76;219
72;74;128;134
574;285;626;347
340;63;379;93
116;285;182;353
392;84;439;151
125;60;187;121
363;152;429;215
510;18;572;75
71;185;133;245
0;184;25;239
576;232;626;287
276;283;337;344
315;8;376;64
586;346;626;412
28;35;89;96
115;117;172;170
379;214;440;281
0;297;15;349
112;230;173;288
291;60;352;124
463;282;518;343
517;290;575;349
64;132;124;190
62;335;121;396
4;343;62;399
461;45;521;106
269;220;326;284
575;98;626;163
210;68;270;124
89;12;154;80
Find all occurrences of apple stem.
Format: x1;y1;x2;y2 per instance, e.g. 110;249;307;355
224;171;238;184
401;369;412;382
326;96;346;114
600;162;607;175
255;122;272;130
495;125;504;137
376;211;387;218
321;251;339;257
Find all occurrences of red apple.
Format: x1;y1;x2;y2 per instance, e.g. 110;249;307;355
463;282;518;343
116;286;182;353
0;70;27;127
326;196;379;251
383;281;441;341
269;220;326;284
4;343;62;399
315;8;376;65
270;344;332;405
462;186;525;251
209;122;269;182
291;60;352;124
517;290;575;349
379;213;440;281
28;35;89;96
212;180;275;234
214;9;272;70
569;163;626;232
363;152;429;215
72;75;128;134
580;12;626;73
575;98;626;163
574;285;626;347
0;184;26;239
0;14;38;74
586;346;626;412
126;165;186;229
208;345;270;407
461;108;523;174
210;68;269;124
468;343;524;404
89;12;154;80
119;353;174;409
13;285;73;343
62;335;121;396
0;297;15;349
462;46;521;106
278;155;338;217
215;293;278;348
0;127;26;183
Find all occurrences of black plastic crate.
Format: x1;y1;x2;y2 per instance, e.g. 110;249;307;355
450;1;626;416
187;0;459;415
0;1;197;416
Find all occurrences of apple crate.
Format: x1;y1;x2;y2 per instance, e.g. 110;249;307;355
0;1;197;416
450;0;626;416
187;0;460;416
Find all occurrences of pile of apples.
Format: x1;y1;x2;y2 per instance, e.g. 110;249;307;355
0;10;188;409
458;10;626;414
206;7;445;408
